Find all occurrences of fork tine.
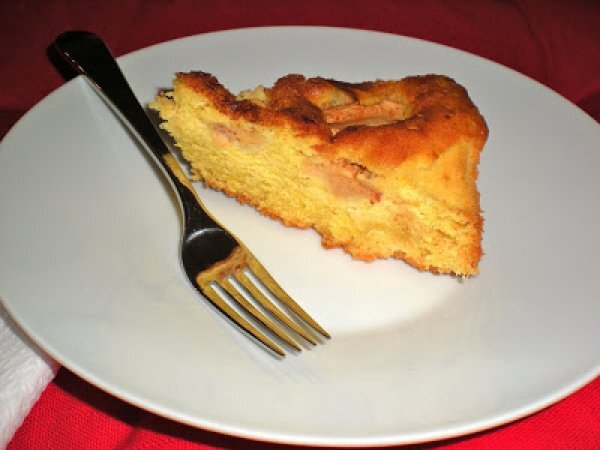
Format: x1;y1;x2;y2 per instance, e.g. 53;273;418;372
235;270;318;345
246;254;331;339
220;278;302;352
202;283;285;357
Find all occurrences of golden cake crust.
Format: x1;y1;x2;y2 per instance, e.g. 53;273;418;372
175;71;487;167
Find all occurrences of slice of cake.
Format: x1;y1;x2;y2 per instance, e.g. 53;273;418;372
150;72;488;276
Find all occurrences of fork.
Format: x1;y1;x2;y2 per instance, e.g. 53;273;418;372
53;31;330;357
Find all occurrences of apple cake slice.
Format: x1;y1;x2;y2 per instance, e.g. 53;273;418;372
150;72;487;276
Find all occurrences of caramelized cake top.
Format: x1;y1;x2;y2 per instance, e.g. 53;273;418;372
169;72;487;170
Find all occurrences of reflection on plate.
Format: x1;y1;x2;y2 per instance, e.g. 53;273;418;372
0;27;599;447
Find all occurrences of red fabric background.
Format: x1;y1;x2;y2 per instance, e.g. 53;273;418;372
2;1;599;448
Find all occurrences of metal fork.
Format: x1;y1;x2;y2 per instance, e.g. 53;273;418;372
53;31;329;357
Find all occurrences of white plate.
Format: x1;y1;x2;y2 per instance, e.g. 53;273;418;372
1;27;599;447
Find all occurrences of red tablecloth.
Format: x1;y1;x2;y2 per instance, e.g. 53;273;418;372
3;1;599;448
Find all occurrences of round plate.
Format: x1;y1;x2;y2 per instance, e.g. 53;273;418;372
1;27;599;447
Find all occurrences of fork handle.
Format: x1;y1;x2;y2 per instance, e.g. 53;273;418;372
53;31;220;233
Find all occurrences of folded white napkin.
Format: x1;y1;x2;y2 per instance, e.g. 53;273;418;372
0;305;58;449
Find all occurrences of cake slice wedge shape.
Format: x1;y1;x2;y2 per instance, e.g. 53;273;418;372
150;72;488;276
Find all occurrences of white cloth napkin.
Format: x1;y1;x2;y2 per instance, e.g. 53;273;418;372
0;304;58;449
